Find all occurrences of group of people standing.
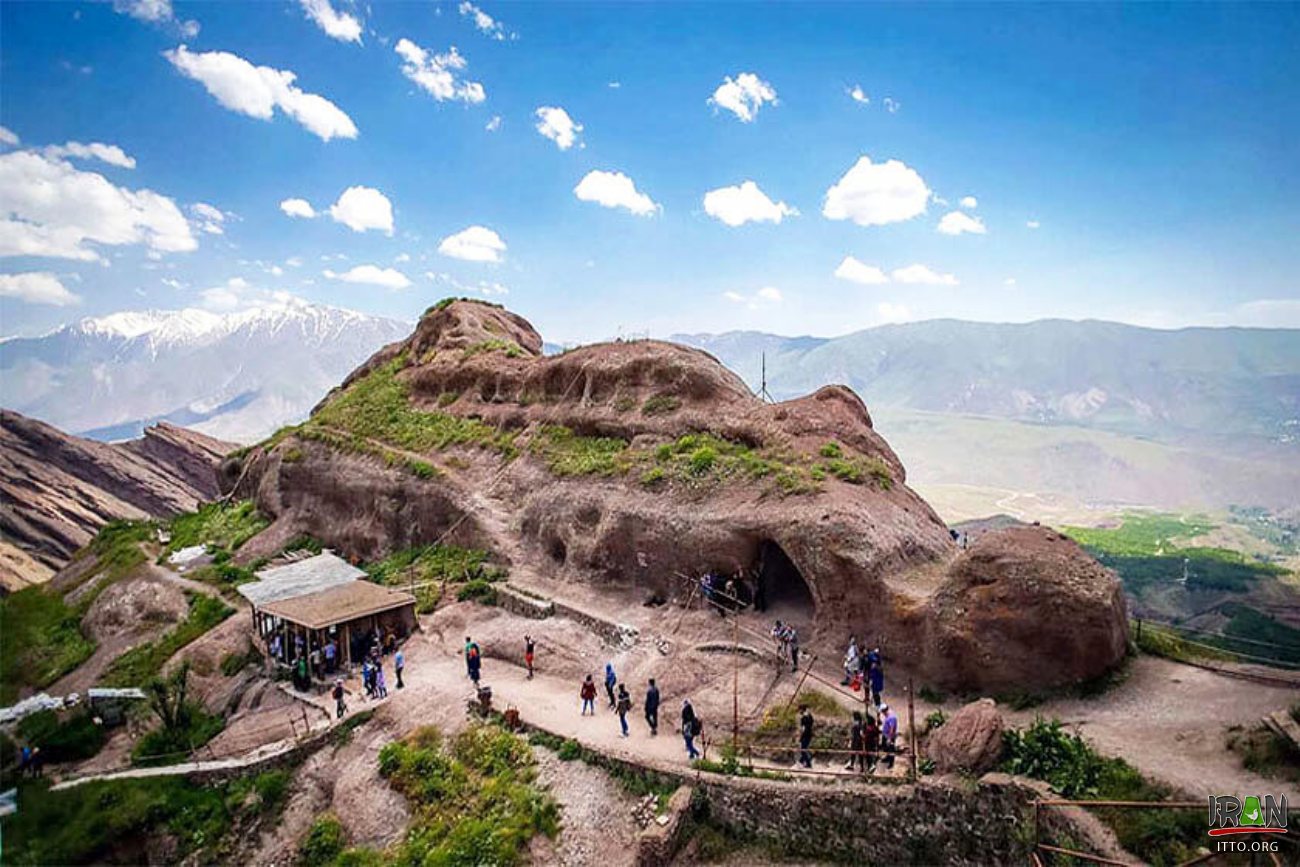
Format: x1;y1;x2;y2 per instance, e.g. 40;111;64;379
770;620;801;672
794;702;899;774
841;635;885;707
578;664;701;759
331;630;407;719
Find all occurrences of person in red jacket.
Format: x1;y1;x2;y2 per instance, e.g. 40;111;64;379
580;674;597;715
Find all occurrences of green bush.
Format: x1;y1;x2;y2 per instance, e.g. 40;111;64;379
532;425;628;476
17;710;106;763
819;442;843;459
640;466;666;487
688;445;718;476
457;579;498;605
642;394;681;416
556;738;582;761
131;703;224;766
1001;717;1106;797
299;814;346;867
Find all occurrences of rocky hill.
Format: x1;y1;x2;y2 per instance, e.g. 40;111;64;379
223;300;1129;693
0;410;232;589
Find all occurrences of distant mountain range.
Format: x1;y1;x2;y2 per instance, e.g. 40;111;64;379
673;320;1300;451
0;301;408;443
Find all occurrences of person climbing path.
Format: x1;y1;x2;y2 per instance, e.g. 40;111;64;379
394;647;405;689
798;704;814;768
681;699;701;760
524;634;536;680
644;678;660;735
604;662;618;709
333;679;347;718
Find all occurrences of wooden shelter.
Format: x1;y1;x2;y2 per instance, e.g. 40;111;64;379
238;552;416;681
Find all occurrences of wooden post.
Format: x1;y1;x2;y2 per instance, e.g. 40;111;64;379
907;676;918;782
782;653;818;714
732;609;739;754
343;622;352;669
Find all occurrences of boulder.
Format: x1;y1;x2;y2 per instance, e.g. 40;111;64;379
924;525;1129;693
928;698;1006;774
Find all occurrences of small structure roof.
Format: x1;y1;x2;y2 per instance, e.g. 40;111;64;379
258;581;416;630
238;551;366;608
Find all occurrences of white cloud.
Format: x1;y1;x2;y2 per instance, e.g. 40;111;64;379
43;142;136;169
190;201;227;234
323;264;412;289
573;170;660;216
1221;299;1300;328
936;210;986;236
0;271;80;306
0;150;196;262
299;0;362;43
723;286;783;309
280;197;316;219
285;256;304;267
201;277;248;310
608;81;621;89
960;196;978;209
847;85;869;105
708;72;777;123
394;252;411;263
876;302;911;323
1026;220;1041;229
1004;278;1017;287
164;45;358;141
485;115;502;132
834;256;889;285
113;0;199;37
823;156;931;227
438;225;506;263
883;97;900;114
891;264;958;285
0;127;18;146
534;106;583;150
458;2;511;40
394;39;485;104
429;272;508;296
702;181;796;227
328;186;393;234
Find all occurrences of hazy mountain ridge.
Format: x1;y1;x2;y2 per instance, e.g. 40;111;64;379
673;319;1300;450
0;301;409;443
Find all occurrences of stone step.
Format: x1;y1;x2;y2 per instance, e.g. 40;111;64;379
496;583;555;619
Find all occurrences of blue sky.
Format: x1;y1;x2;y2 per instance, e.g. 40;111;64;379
1;0;1297;343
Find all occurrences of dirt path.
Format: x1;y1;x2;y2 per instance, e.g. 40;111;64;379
530;746;642;867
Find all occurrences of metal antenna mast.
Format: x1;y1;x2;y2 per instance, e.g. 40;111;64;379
758;352;775;404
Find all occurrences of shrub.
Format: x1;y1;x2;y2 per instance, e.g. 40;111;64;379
299;815;346;867
457;579;498;605
103;593;235;687
166;501;268;555
640;466;666;487
642;394;681;416
556;738;582;761
1001;717;1106;798
17;710;106;763
532;425;628;476
687;445;717;476
0;587;94;704
407;460;437;479
819;442;843;459
924;710;948;733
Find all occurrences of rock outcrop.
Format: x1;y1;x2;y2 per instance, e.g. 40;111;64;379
928;698;1006;774
222;300;1128;692
0;410;232;590
926;525;1130;692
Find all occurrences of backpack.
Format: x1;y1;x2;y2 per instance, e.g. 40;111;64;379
690;717;703;737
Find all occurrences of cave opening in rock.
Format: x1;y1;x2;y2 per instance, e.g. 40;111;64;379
756;540;814;625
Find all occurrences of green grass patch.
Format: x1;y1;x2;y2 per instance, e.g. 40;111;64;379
457;578;498;605
354;724;558;867
364;544;500;614
102;593;235;687
463;338;525;359
0;769;289;865
1002;717;1205;865
0;586;95;704
1062;513;1217;557
641;394;681;416
311;354;516;457
300;814;347;867
531;425;629;476
131;703;224;766
1215;603;1300;665
165;500;268;556
16;709;106;763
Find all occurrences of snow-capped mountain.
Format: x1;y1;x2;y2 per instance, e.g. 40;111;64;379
0;300;410;443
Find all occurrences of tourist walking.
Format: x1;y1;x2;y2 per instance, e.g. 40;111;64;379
842;636;859;685
881;704;898;769
788;627;800;673
333;679;347;718
580;675;597;715
864;711;880;773
467;643;482;685
798;704;814;768
845;711;866;771
616;684;633;737
376;661;388;698
604;662;618;709
869;662;884;709
395;648;405;689
464;636;475;678
644;678;660;735
524;634;536;679
681;699;701;760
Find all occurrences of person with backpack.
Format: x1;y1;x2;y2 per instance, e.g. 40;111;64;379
798;704;814;768
681;699;701;760
615;684;633;737
332;679;347;718
604;662;618;709
644;678;660;735
842;636;860;686
467;643;482;685
464;636;475;678
580;674;597;715
524;634;536;680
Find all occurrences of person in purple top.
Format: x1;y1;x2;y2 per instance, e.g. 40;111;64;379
881;704;899;768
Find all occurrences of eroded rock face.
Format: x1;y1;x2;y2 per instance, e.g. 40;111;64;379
925;525;1130;692
224;300;1128;693
0;411;233;589
928;698;1006;775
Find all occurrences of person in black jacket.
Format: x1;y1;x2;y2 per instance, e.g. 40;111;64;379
644;678;660;735
798;704;814;768
681;699;701;760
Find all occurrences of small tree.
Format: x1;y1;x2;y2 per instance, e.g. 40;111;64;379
147;661;192;732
